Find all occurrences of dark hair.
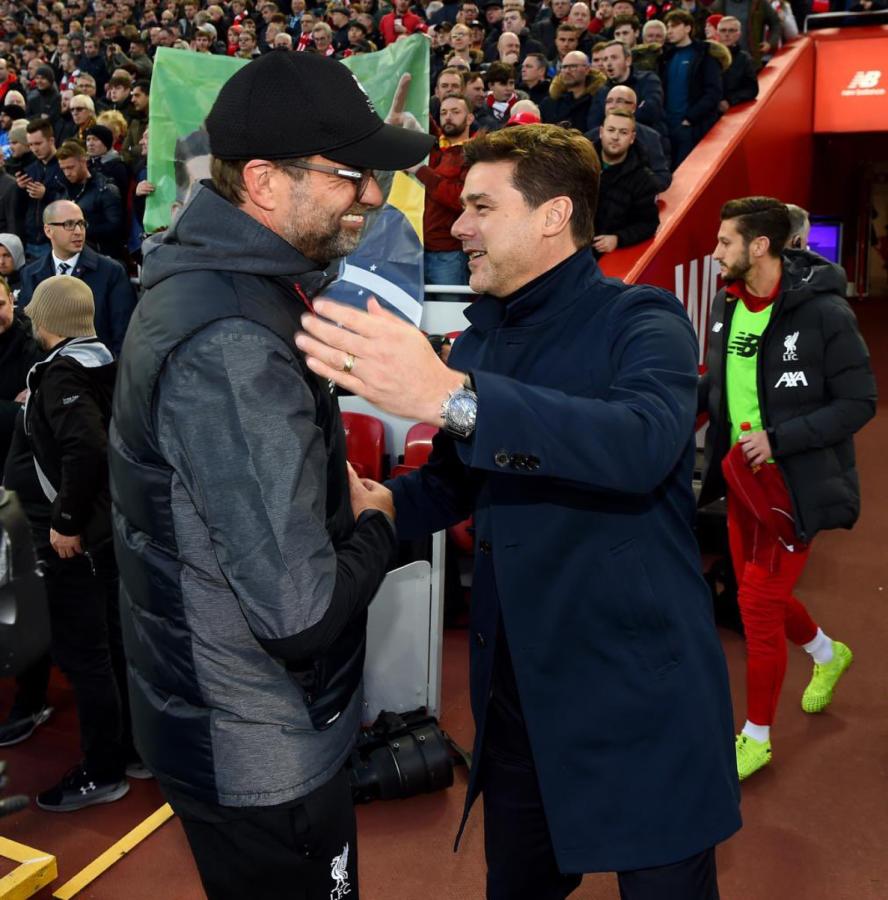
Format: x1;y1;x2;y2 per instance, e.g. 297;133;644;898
613;13;640;29
720;196;790;257
556;22;579;35
464;124;600;246
132;78;151;94
26;116;54;138
524;51;547;69
485;61;515;85
664;9;694;27
108;72;133;89
210;156;306;206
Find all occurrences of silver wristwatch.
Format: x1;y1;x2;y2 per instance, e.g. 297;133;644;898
441;386;477;439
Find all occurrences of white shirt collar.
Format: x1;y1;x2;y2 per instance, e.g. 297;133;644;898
52;252;80;275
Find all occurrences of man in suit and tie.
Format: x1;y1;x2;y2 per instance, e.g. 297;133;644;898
18;200;137;356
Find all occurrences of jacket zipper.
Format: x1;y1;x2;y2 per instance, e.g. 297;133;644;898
754;296;807;542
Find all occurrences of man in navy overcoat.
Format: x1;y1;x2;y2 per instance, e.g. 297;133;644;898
297;124;741;899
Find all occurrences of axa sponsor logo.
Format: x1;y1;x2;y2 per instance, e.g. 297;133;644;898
775;371;808;388
842;71;885;98
674;255;720;365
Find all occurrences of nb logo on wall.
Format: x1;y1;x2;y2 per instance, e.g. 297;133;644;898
842;71;885;97
675;255;720;365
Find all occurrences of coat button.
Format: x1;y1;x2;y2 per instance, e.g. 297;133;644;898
494;450;510;467
475;632;486;648
479;540;492;554
527;456;540;470
510;454;526;469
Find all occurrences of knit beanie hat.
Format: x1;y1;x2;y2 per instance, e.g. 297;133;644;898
35;65;56;84
4;90;25;108
85;124;114;151
25;275;96;338
0;233;25;270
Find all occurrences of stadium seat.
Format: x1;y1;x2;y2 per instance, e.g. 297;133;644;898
340;412;386;482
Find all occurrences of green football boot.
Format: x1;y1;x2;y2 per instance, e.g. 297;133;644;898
802;641;853;714
736;733;772;781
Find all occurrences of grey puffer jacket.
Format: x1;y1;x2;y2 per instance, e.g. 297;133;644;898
110;182;397;806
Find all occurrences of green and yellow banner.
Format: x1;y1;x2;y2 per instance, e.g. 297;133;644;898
144;39;430;322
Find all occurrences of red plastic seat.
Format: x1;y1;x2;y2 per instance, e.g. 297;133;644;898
340;411;386;482
403;422;438;469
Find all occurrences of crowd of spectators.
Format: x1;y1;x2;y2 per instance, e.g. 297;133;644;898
0;0;828;303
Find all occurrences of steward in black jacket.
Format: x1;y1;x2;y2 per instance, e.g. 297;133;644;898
24;336;116;548
592;140;660;250
699;250;877;542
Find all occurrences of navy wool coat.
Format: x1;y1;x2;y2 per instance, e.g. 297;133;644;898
18;245;137;357
390;249;741;873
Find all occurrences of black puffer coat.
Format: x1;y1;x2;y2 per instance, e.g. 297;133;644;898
699;250;877;542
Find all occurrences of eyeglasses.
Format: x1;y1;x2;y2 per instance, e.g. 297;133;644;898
279;160;376;202
47;219;87;231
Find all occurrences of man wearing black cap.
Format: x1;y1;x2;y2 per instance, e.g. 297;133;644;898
25;65;61;124
85;124;129;199
109;51;434;900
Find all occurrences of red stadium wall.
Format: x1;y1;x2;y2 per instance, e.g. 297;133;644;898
597;38;817;362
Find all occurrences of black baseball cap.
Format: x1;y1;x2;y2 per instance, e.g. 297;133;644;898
205;52;434;170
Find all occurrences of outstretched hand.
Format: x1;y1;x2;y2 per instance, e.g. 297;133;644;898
295;297;464;425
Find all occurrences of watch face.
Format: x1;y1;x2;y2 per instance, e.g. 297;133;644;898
446;389;477;436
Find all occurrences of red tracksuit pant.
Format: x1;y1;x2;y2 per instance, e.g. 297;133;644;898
726;482;819;727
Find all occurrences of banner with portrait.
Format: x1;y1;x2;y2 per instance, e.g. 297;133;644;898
144;38;430;323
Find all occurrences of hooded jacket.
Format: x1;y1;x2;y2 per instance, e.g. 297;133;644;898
109;182;397;806
540;69;607;131
23;336;116;546
699;250;877;542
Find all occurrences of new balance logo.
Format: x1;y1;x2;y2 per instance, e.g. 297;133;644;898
728;331;761;359
842;71;885;97
775;371;808;388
